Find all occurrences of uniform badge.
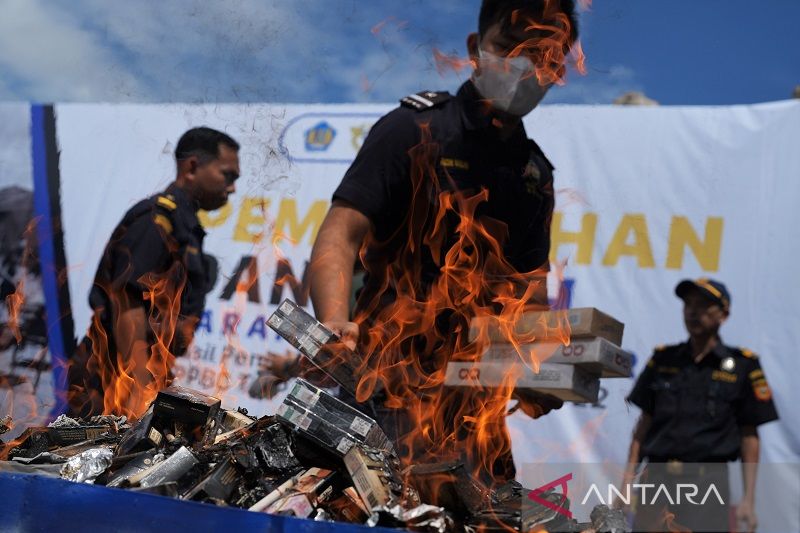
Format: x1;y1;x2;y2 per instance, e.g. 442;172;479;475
752;379;772;401
720;357;736;372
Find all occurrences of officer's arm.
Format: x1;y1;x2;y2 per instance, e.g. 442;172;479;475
738;426;759;531
627;413;651;465
616;413;652;508
112;297;153;412
308;200;371;348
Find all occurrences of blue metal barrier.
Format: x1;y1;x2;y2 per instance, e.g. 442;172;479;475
0;472;385;533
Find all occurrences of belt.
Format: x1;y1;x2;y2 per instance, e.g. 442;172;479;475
647;459;729;477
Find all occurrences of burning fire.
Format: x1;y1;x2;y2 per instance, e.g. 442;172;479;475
5;279;24;345
71;261;188;420
434;2;587;88
4;217;40;345
319;6;587;487
307;118;571;488
505;6;586;86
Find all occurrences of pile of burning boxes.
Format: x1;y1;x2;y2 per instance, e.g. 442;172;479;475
0;300;628;532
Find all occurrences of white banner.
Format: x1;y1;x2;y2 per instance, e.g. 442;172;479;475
56;99;800;529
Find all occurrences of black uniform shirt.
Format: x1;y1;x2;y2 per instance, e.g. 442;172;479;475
88;184;213;350
333;80;555;317
627;341;779;462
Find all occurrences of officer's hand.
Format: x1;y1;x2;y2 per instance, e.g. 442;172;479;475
169;316;197;356
322;321;359;351
511;389;564;419
736;499;757;533
263;351;301;381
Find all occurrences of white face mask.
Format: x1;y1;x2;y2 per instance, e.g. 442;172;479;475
472;48;551;116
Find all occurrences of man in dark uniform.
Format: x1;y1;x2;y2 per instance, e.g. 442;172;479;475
308;0;579;484
624;278;779;532
67;127;240;418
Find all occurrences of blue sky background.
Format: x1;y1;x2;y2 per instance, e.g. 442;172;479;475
0;0;797;105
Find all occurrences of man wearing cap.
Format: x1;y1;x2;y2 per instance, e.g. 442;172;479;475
622;278;779;532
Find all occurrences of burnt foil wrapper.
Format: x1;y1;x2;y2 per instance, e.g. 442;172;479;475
89;414;128;428
48;414;82;428
313;509;334;522
12;451;67;465
368;503;450;533
60;447;114;483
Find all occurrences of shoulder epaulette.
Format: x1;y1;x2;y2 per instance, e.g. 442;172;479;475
400;91;451;111
156;194;177;211
652;343;682;359
738;347;758;359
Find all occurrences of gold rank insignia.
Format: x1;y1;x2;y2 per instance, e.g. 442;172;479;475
153;214;173;234
712;370;737;383
440;157;469;170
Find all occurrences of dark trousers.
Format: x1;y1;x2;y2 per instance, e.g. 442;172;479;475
66;336;106;418
633;462;730;533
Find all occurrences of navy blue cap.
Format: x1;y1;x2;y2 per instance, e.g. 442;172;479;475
675;278;731;311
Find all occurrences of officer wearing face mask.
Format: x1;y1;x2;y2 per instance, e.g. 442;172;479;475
307;0;580;484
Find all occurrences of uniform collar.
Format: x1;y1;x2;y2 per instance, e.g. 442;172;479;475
457;80;528;143
165;183;203;233
681;337;731;360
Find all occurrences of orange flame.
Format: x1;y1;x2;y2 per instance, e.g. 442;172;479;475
4;217;40;345
506;5;586;86
432;48;474;76
5;278;24;344
69;258;188;420
432;2;587;88
371;16;409;37
310;120;569;489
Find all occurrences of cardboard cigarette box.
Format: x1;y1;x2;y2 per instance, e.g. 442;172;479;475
470;307;624;346
343;446;395;510
266;299;361;396
184;457;241;502
47;425;110;446
482;337;633;378
220;409;256;432
266;493;315;518
293;467;339;506
277;400;359;457
444;362;600;403
116;408;163;456
327;487;370;523
153;386;221;429
285;379;391;453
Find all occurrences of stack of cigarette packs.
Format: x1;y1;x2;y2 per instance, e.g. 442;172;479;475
446;308;632;403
